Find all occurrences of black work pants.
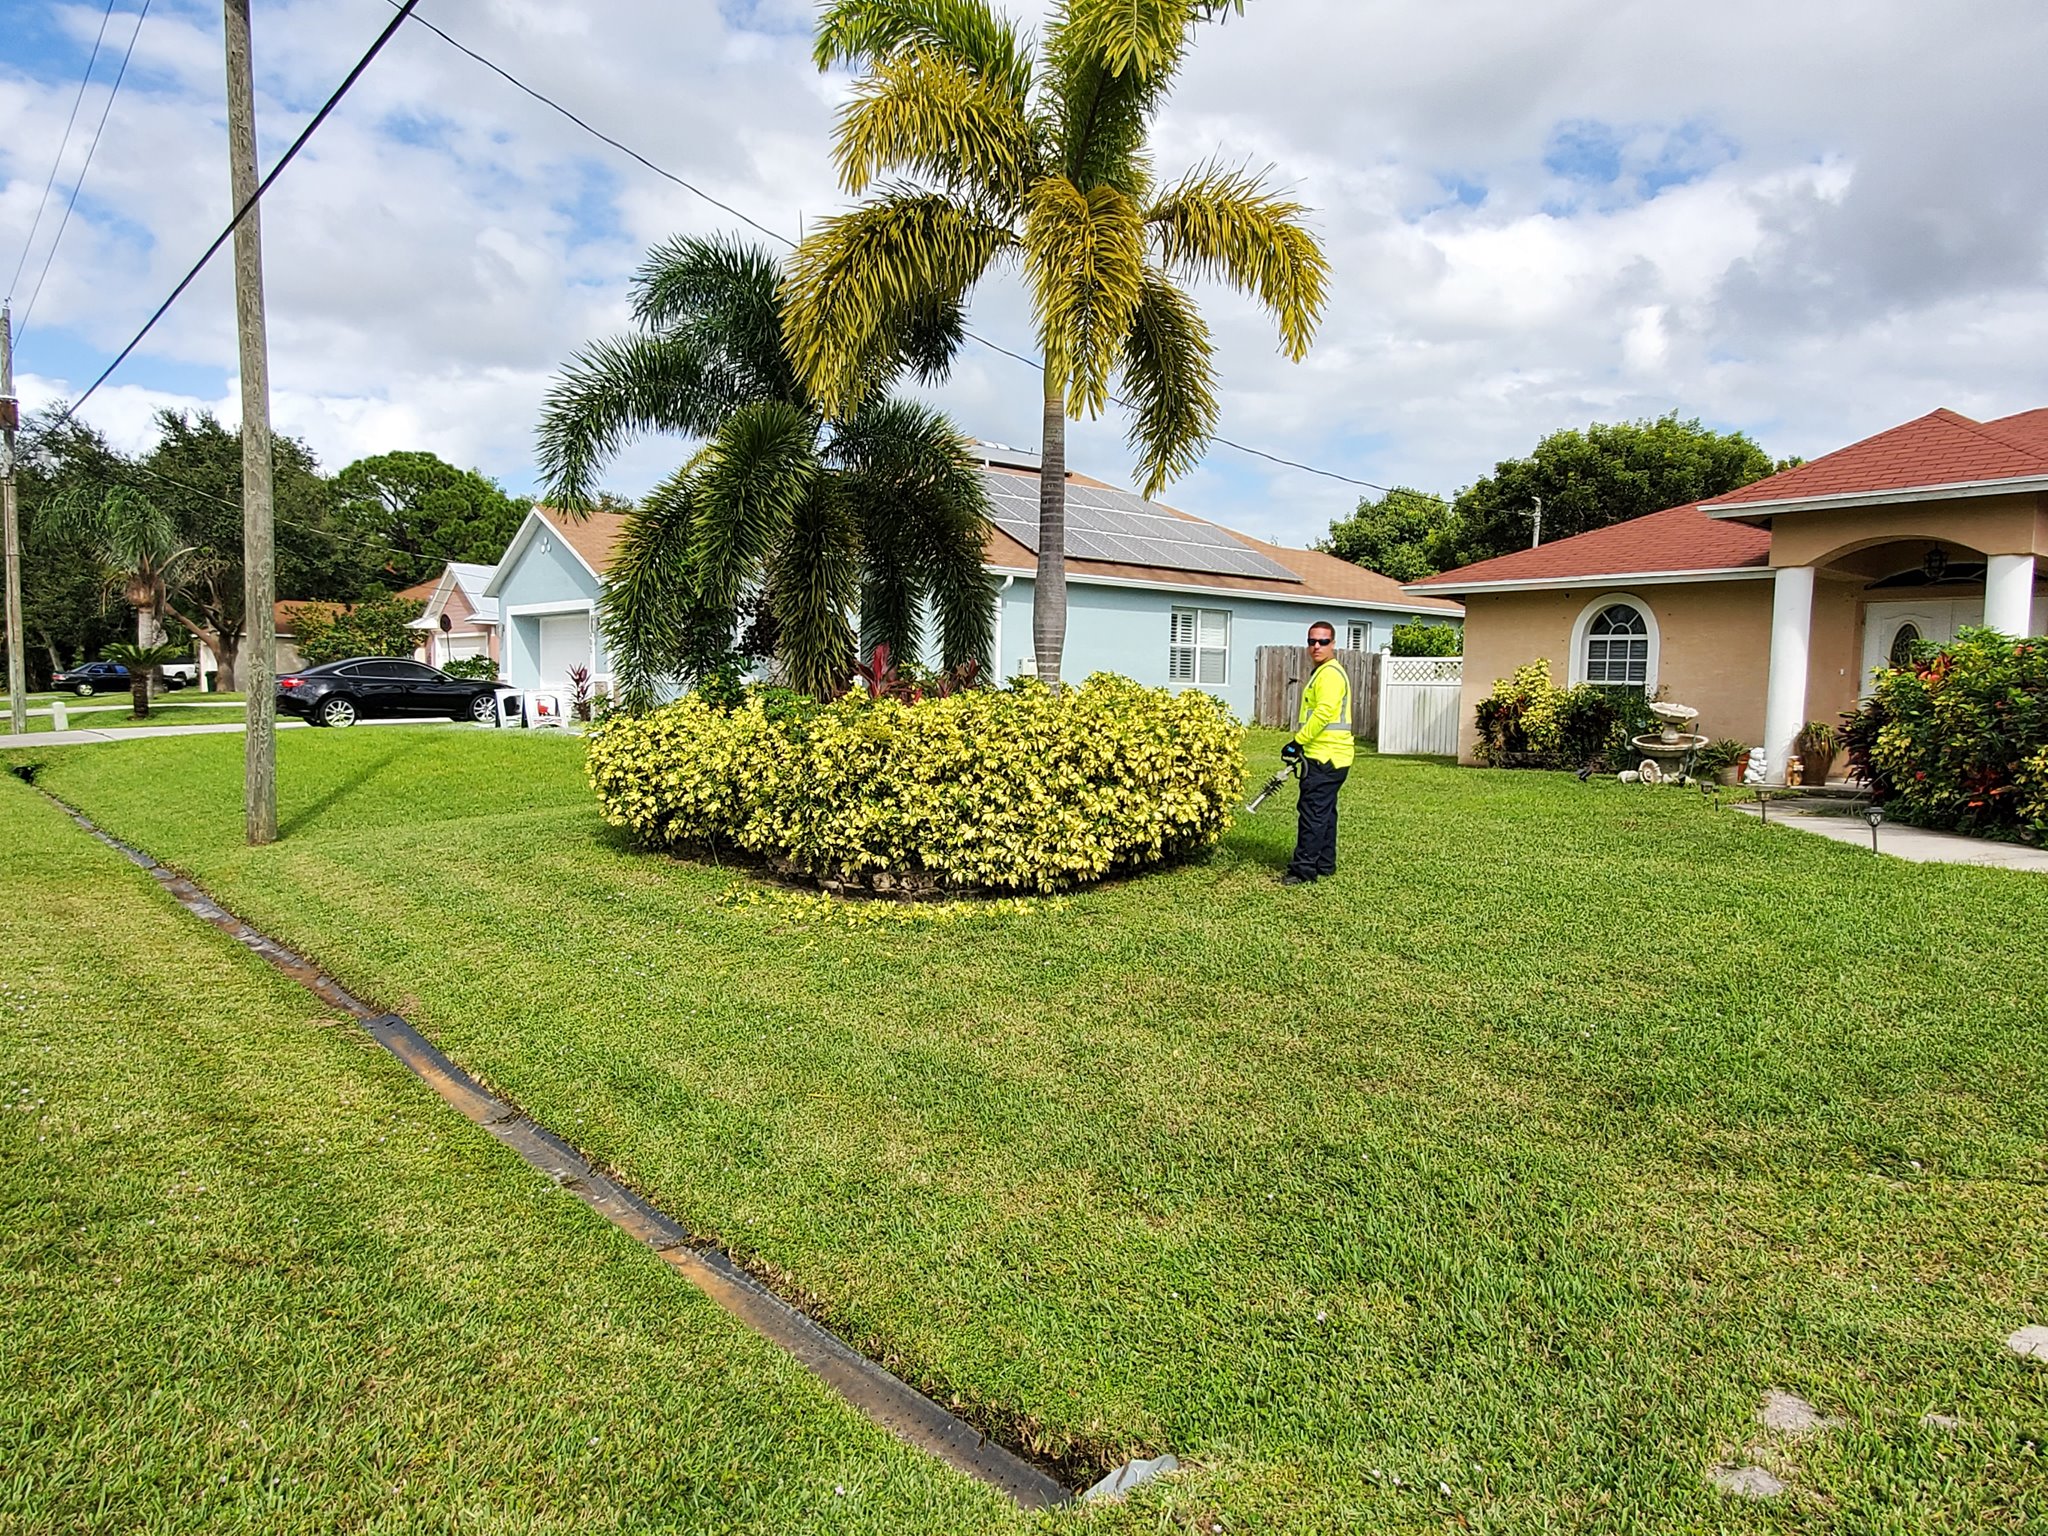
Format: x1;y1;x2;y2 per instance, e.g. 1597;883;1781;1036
1287;758;1348;878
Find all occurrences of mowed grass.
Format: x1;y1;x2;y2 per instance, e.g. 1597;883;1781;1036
11;726;2048;1533
0;768;1023;1535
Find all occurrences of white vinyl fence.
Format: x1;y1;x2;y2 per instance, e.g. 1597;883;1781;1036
1376;655;1463;756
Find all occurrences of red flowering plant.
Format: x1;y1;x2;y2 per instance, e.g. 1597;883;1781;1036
1847;627;2048;838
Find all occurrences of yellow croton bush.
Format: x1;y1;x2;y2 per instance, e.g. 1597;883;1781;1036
585;674;1246;893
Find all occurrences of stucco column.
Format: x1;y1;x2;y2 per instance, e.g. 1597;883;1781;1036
1761;565;1814;783
1984;553;2037;637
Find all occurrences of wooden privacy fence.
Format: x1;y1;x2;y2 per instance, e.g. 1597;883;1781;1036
1251;647;1381;738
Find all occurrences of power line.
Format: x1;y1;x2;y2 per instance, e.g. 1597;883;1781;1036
124;457;479;574
385;5;1417;506
19;0;153;338
49;0;420;431
384;1;798;253
6;0;120;302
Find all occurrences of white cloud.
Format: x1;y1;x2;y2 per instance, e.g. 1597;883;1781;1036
4;0;2048;551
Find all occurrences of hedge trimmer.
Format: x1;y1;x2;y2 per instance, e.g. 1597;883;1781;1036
1244;757;1303;813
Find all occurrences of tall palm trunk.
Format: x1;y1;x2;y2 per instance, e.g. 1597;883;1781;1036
1033;376;1068;686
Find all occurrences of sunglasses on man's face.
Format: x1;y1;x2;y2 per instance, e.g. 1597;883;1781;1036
1308;635;1334;646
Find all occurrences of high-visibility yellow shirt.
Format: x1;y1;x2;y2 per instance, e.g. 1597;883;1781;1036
1293;659;1355;767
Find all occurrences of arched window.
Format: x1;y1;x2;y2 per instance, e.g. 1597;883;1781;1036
1583;603;1650;686
1888;622;1922;670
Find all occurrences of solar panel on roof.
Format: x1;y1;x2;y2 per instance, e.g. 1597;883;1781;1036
979;469;1300;582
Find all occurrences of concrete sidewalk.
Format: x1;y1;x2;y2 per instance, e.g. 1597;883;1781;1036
2;718;482;749
1735;800;2048;871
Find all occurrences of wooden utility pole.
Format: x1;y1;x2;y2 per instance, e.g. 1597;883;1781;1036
2;304;24;737
224;0;276;843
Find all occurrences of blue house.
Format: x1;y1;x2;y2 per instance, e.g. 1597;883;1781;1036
483;450;1462;715
482;505;629;696
975;446;1461;718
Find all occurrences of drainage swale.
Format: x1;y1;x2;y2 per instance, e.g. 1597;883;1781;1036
32;786;1158;1511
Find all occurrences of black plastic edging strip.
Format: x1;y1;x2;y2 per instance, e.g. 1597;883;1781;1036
39;791;1073;1512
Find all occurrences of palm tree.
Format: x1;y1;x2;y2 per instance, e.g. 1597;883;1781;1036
535;234;996;709
782;0;1330;684
101;641;186;719
42;485;250;684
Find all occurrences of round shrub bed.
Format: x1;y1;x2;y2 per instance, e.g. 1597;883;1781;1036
586;674;1245;893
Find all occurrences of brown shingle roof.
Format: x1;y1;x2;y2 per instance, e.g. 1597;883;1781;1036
1702;408;2048;511
535;504;630;573
1409;501;1772;591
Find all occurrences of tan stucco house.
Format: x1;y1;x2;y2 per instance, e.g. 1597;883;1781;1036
1408;407;2048;776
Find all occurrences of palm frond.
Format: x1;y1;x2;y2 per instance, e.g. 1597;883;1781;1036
599;468;705;715
782;192;1014;415
832;397;995;667
814;0;1033;109
1119;267;1217;496
688;401;822;613
1042;0;1228;192
631;234;797;403
835;45;1038;203
768;478;860;700
1022;176;1147;415
1146;162;1329;360
535;333;749;512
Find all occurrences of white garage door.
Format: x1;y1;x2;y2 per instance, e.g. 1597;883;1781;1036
537;611;592;689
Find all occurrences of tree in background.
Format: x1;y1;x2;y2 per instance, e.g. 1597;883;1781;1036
536;234;995;708
782;0;1329;686
333;451;530;571
1389;619;1462;656
42;483;201;660
1438;413;1787;570
11;410;132;684
1319;486;1457;584
289;594;427;666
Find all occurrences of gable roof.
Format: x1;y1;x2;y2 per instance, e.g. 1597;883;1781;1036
981;467;1461;614
1407;501;1772;594
483;506;629;597
1701;407;2048;517
408;561;503;629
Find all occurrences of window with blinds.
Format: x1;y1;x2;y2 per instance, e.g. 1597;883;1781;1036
1346;620;1371;651
1583;603;1649;685
1169;607;1230;685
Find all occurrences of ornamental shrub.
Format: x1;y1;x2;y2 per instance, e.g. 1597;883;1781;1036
1846;627;2048;838
585;673;1245;893
1390;619;1462;656
1473;659;1651;770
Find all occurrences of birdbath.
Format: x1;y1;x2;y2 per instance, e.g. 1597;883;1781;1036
1630;701;1706;783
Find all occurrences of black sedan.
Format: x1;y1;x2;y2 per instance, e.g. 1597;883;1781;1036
277;658;512;728
51;660;189;695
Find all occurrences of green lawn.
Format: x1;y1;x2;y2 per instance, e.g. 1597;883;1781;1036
7;727;2045;1533
0;766;1021;1534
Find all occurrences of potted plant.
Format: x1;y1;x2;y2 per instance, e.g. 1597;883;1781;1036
1795;720;1839;785
1696;738;1750;786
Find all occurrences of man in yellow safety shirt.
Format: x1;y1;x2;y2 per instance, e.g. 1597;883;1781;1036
1281;622;1354;885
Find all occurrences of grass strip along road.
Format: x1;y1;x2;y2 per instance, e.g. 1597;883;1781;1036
0;768;1022;1534
8;727;2047;1532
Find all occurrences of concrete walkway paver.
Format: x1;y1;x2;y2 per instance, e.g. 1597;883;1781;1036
1735;801;2048;871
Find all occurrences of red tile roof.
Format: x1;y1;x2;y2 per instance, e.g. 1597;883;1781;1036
1408;501;1771;591
1702;408;2048;511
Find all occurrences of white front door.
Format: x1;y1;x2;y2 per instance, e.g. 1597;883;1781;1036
537;610;593;690
1859;597;1982;694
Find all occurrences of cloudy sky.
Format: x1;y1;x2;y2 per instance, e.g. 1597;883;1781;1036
5;0;2047;550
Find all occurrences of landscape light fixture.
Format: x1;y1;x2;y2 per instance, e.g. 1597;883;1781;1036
1922;545;1949;583
1864;804;1885;853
